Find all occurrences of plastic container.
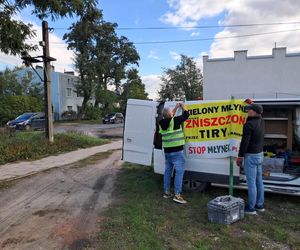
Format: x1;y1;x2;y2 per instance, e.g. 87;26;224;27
207;195;244;225
262;157;285;173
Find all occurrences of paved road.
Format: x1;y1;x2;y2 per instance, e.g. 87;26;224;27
54;123;123;134
54;123;124;139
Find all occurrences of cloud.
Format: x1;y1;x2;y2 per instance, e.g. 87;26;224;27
162;0;300;58
161;0;229;27
141;74;162;100
169;51;181;60
195;51;207;71
0;19;74;73
147;50;160;60
190;32;200;37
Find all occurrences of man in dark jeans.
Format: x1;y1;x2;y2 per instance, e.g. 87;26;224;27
236;103;265;215
159;103;189;204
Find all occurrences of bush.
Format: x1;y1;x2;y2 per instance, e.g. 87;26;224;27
0;95;43;126
0;131;109;165
61;110;78;120
81;105;101;120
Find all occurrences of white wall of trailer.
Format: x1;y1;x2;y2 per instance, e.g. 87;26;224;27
203;47;300;100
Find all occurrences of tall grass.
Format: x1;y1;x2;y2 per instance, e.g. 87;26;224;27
0;131;109;165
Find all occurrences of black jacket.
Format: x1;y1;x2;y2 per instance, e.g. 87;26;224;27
238;116;265;157
159;110;189;153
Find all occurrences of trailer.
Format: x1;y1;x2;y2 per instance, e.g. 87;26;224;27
122;98;300;196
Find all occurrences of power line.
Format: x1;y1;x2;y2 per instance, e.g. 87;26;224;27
51;21;300;31
118;21;300;30
134;28;300;44
26;28;300;45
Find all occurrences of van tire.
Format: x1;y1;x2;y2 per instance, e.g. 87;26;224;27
183;179;209;193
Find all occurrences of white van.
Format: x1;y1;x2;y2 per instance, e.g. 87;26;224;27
123;98;300;196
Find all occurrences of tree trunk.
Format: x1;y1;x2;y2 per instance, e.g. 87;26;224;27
79;95;89;119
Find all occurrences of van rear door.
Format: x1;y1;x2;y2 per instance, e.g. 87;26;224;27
123;99;157;166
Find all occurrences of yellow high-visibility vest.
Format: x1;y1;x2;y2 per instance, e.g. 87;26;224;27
159;118;185;148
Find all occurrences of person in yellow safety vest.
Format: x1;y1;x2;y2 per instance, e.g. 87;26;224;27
159;103;189;204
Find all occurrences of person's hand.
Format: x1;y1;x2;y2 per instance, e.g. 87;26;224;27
180;103;187;110
236;157;244;167
244;98;253;104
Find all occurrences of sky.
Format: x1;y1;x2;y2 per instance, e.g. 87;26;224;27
1;0;300;99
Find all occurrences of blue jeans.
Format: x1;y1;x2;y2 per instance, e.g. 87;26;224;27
164;150;185;195
244;152;264;209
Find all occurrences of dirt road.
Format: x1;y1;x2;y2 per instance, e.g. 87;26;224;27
54;123;123;139
0;150;122;249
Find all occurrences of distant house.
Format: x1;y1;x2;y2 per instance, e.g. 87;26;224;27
16;66;83;120
203;47;300;100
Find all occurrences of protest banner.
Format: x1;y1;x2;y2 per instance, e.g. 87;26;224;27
184;99;248;158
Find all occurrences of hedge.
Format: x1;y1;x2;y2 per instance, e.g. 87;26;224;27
0;95;43;126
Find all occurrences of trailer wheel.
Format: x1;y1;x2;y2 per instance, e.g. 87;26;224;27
183;179;209;193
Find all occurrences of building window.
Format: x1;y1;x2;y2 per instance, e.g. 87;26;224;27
67;106;73;111
67;88;72;97
68;78;70;85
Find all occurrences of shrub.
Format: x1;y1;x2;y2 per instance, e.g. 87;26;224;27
61;110;78;120
82;105;101;120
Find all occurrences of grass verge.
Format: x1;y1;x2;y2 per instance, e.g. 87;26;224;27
0;131;110;165
96;163;300;250
69;150;114;169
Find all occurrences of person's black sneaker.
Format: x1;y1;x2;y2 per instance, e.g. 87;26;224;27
255;205;265;212
244;205;257;215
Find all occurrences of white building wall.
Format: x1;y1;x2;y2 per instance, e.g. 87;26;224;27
58;73;83;115
203;47;300;100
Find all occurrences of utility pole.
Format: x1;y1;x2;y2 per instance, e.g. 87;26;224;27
42;21;54;142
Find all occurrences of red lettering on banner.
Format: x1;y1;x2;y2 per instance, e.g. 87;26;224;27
192;119;199;128
203;118;210;126
184;115;246;128
226;115;231;124
219;116;225;125
211;117;218;126
188;146;206;154
239;116;246;125
185;119;192;128
231;114;239;123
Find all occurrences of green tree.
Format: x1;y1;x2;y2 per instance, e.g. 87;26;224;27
0;68;21;96
0;0;92;55
158;55;203;101
0;68;43;99
93;25;140;110
63;1;102;112
0;95;43;125
64;3;140;115
119;68;148;113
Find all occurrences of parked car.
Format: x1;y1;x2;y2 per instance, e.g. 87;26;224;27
7;112;45;131
102;113;124;124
